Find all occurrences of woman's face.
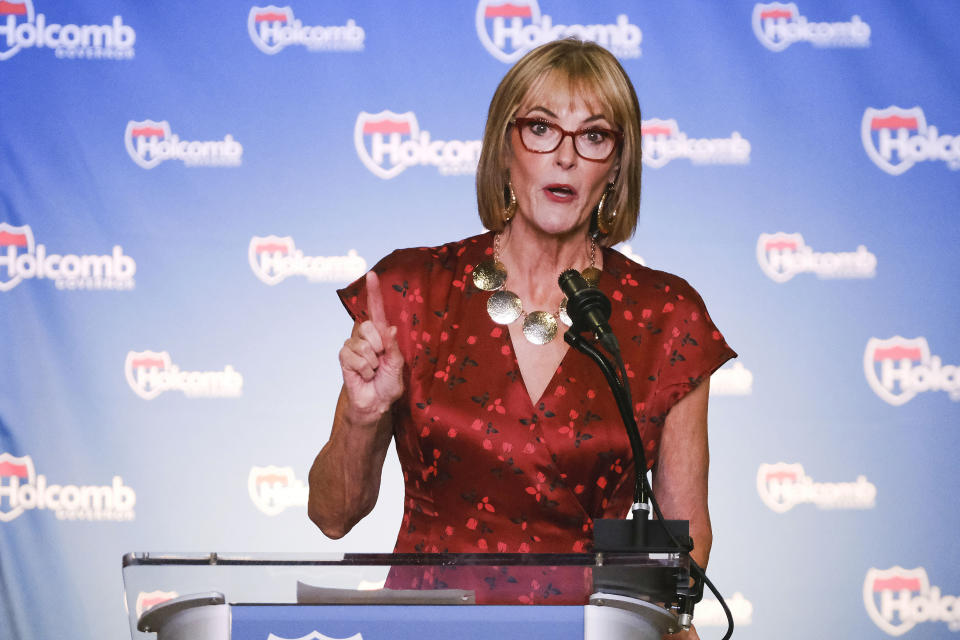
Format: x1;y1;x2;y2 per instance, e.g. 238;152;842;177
506;75;620;240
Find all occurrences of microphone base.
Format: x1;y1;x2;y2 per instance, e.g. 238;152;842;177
593;517;690;552
591;517;693;603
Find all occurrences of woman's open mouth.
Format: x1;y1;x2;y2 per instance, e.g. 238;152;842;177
543;184;577;202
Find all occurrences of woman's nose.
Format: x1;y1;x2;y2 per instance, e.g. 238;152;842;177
554;133;578;168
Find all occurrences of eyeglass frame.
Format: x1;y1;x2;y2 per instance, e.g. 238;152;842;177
511;117;623;163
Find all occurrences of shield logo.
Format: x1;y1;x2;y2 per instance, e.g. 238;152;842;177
755;462;804;513
0;0;34;61
268;632;363;640
475;0;541;64
863;566;928;636
247;5;294;55
863;336;930;406
354;111;419;180
0;223;34;292
125;120;172;170
0;453;35;521
751;2;799;52
861;106;926;176
640;118;679;169
248;465;298;516
756;232;804;283
135;590;178;620
125;350;172;400
248;235;295;285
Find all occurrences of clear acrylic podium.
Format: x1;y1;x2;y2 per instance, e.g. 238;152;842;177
122;551;689;640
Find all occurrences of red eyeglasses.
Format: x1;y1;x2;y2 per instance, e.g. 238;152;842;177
512;117;622;162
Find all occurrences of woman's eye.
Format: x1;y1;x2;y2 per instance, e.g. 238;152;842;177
584;130;609;143
529;122;550;135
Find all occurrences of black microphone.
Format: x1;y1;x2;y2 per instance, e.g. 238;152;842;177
558;269;619;354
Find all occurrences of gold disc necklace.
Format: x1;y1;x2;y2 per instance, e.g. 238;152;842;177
472;234;600;345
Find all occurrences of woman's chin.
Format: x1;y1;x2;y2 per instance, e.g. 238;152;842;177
518;214;589;239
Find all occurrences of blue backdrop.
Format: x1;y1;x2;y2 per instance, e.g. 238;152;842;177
2;1;959;638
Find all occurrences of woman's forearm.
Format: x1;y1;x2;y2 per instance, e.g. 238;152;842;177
308;385;394;538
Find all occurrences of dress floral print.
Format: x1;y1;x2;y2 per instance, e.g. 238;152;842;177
337;232;736;602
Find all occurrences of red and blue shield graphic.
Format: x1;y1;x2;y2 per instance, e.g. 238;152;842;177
752;2;799;52
248;235;295;285
861;106;926;176
755;232;804;283
247;5;294;55
354;111;419;180
755;462;804;513
863;566;928;636
475;0;541;63
863;336;930;406
125;350;172;400
0;222;34;291
0;452;35;521
248;465;295;516
640;118;679;169
125;120;172;170
0;0;34;60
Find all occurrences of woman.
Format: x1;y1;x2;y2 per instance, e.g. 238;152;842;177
309;38;735;629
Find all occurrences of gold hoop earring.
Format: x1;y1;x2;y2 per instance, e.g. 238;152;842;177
595;184;617;235
504;181;518;223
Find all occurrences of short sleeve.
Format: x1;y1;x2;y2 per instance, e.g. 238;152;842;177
337;272;367;322
335;247;448;367
652;276;737;416
336;249;419;328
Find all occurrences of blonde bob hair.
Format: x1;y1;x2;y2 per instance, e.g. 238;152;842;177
476;39;642;246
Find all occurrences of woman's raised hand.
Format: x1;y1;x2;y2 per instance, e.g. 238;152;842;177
338;271;405;424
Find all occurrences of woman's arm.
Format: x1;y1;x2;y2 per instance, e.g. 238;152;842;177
308;272;405;538
652;379;712;569
653;380;712;640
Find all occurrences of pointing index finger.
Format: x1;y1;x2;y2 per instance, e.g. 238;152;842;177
365;271;388;331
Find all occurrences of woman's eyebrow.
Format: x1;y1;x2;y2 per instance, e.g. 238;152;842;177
524;106;611;125
525;106;558;118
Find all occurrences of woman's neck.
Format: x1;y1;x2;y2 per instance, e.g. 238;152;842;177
497;220;598;306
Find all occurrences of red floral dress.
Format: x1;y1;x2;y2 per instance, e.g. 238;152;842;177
337;232;736;602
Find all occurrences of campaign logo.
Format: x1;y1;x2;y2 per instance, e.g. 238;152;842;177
0;0;136;60
641;118;750;168
864;336;959;406
752;3;870;52
864;567;960;635
125;120;243;169
247;6;364;54
267;632;363;640
0;452;136;522
248;465;309;516
756;462;876;513
354;111;481;179
125;351;244;400
0;223;136;292
696;592;754;627
476;0;641;63
756;232;876;283
249;235;366;285
710;362;753;396
862;106;960;175
136;591;177;620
